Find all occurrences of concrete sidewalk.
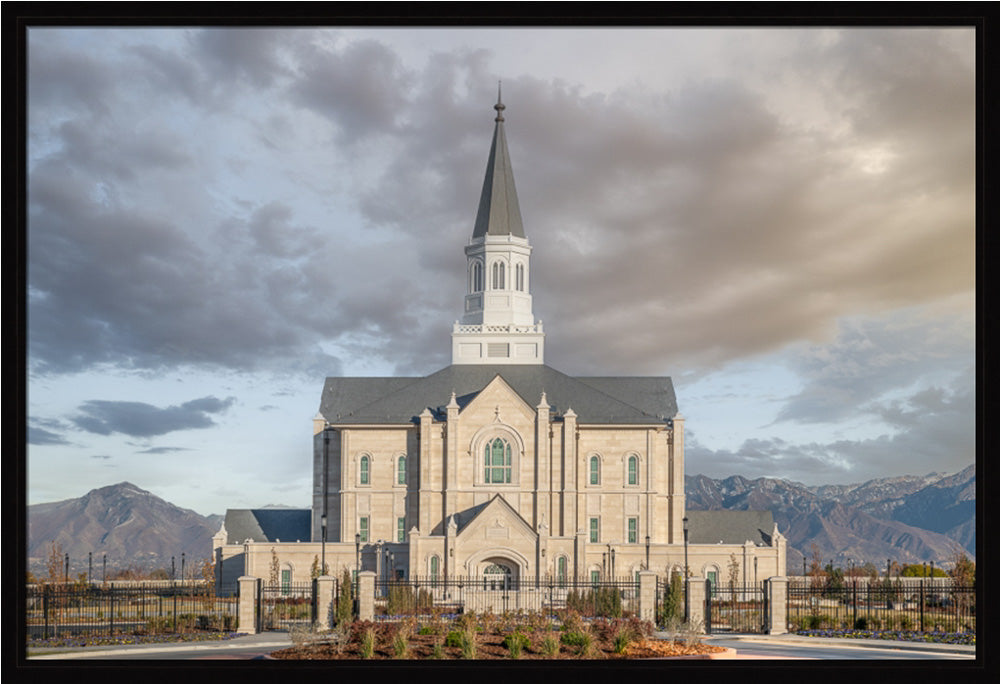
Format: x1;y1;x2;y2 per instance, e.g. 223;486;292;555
701;632;976;656
26;631;293;660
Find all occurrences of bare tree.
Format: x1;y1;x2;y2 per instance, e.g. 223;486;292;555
269;548;280;588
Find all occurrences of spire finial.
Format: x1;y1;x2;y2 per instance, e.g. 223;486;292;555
494;80;505;122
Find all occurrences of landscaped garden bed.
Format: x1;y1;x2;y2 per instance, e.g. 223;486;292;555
271;612;727;660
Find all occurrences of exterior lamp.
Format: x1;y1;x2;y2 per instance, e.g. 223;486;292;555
355;532;361;612
88;552;92;585
181;552;186;581
64;553;69;584
320;514;327;576
645;535;650;571
682;516;689;579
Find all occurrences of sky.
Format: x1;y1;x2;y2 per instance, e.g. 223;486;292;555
25;25;976;517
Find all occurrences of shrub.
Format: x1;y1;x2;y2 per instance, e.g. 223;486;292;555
445;630;464;648
503;631;530;658
853;616;868;630
459;624;477;659
359;627;376;659
540;633;560;657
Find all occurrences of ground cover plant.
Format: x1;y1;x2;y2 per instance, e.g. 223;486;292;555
793;629;975;645
271;610;726;660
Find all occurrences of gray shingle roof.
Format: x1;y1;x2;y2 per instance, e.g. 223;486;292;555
224;509;312;544
318;364;677;425
472;95;525;239
685;510;775;546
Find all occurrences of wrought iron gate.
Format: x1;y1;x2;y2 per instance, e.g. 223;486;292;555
705;579;767;634
257;580;316;631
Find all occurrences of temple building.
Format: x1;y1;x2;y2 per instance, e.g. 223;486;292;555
214;92;786;592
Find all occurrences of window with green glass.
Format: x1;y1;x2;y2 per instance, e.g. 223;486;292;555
590;570;600;586
397;517;405;543
557;556;567;586
397;455;406;485
590;456;600;485
628;455;638;485
360;455;369;485
430;555;439;581
484;437;512;483
590;517;599;543
359;516;369;542
628;517;638;544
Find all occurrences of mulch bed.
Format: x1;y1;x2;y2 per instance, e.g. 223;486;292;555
271;632;726;660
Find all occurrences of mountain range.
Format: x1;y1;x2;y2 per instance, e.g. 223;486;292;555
26;465;974;578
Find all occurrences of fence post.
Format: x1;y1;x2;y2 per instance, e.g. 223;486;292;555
919;579;925;632
686;577;706;633
237;576;260;634
315;575;337;631
358;571;376;621
767;576;788;635
637;571;657;624
43;585;49;640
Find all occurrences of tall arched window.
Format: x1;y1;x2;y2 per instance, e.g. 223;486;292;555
492;261;506;289
627;455;638;486
471;261;483;292
484;437;512;483
515;263;524;291
430;555;439;582
360;455;370;485
557;556;567;587
590;455;600;485
397;455;406;485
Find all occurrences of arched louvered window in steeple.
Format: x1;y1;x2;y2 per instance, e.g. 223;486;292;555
471;261;483;293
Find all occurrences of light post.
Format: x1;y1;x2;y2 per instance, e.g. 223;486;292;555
172;556;176;580
682;516;689;622
181;552;186;582
321;428;329;577
887;558;891;580
645;535;650;571
64;553;69;584
754;556;758;589
355;532;361;607
103;554;107;583
88;552;92;585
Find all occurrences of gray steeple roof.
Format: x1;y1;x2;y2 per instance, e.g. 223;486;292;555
472;86;525;239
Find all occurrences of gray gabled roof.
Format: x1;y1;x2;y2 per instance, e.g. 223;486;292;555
685;510;775;546
319;364;677;426
223;509;312;545
472;91;525;239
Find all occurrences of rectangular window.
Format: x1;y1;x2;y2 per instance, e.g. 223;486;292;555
628;517;638;544
397;517;405;543
281;569;291;595
590;570;600;586
590;517;599;543
359;517;369;543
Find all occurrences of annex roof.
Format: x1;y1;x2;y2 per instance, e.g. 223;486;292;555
318;364;677;426
685;510;775;546
223;508;312;545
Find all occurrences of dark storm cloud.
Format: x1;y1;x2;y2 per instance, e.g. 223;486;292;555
26;28;973;386
71;396;236;438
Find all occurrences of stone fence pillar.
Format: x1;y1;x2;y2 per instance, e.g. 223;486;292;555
767;576;789;635
237;576;260;634
638;571;657;623
686;577;706;633
315;575;337;631
358;571;376;621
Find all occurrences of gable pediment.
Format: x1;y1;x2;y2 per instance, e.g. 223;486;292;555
456;495;537;545
459;374;536;425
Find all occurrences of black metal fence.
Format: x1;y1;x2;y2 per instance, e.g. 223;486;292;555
705;581;767;634
787;581;976;633
26;582;238;640
373;576;639;620
257;580;316;631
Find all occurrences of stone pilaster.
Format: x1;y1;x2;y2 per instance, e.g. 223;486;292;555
315;575;337;631
358;571;376;621
638;571;657;623
767;576;789;635
686;576;706;632
237;576;260;634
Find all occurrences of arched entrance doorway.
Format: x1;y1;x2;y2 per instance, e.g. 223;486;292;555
480;557;518;590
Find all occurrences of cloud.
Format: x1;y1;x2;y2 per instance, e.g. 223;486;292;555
28;426;71;446
71;396;236;438
135;447;191;455
688;371;974;485
26;27;974;385
774;307;973;424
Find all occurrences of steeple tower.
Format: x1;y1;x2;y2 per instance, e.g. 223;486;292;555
452;87;545;365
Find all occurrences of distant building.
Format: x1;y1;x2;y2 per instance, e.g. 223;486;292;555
214;92;786;592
